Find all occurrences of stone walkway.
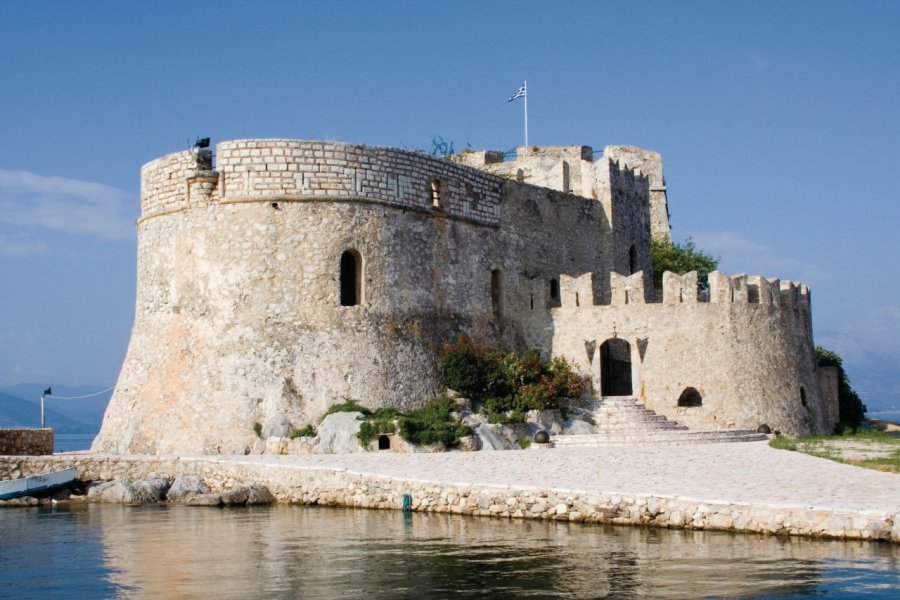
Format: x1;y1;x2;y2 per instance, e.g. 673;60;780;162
201;439;900;515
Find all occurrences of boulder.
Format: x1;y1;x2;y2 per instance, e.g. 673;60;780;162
167;475;210;502
473;423;517;451
131;476;171;503
314;411;365;454
184;493;223;506
88;478;135;503
246;483;275;505
220;487;250;506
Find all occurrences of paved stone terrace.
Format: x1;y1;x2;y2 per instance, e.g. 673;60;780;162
5;439;899;541
210;440;899;514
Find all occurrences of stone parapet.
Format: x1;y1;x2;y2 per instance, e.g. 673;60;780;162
0;429;53;456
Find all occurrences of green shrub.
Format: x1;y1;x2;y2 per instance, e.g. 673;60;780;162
516;434;532;449
441;338;486;400
651;237;719;292
289;425;316;439
252;422;263;439
358;418;397;447
397;396;473;448
321;397;371;421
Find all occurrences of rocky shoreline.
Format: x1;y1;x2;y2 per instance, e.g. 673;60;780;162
2;451;899;544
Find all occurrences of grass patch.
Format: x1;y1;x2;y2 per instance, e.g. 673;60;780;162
769;428;900;473
321;398;371;421
289;424;316;439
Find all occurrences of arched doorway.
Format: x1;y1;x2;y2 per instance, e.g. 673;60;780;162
340;250;363;306
677;387;702;407
600;338;632;396
378;435;391;450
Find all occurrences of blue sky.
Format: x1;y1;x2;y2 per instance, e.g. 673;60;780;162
1;1;898;407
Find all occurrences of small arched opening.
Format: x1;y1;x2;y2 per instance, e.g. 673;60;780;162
800;386;808;408
600;338;632;396
491;269;503;318
628;245;638;275
677;387;703;408
549;278;560;307
430;179;442;209
340;249;363;306
378;435;391;450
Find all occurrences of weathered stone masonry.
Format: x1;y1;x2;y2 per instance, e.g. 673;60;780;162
93;139;836;455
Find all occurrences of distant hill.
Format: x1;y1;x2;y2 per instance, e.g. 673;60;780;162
0;384;112;433
0;391;99;433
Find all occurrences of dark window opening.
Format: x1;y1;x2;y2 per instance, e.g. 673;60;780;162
491;269;503;318
340;250;363;306
530;293;534;310
800;386;808;408
677;387;703;407
575;292;580;307
600;338;632;396
628;245;638;275
549;278;560;306
378;435;391;450
431;179;442;209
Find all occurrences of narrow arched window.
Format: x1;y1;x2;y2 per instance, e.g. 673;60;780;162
628;245;638;275
340;250;363;306
430;179;442;209
491;269;503;318
800;387;808;408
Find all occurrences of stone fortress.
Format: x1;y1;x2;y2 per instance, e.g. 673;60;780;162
92;139;839;455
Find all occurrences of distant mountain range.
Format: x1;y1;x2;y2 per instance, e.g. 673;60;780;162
0;384;112;433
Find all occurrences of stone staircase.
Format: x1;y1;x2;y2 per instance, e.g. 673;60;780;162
550;396;768;448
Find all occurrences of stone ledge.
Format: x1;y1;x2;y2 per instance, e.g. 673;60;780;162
1;454;897;543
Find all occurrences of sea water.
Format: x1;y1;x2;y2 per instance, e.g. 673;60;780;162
0;504;897;599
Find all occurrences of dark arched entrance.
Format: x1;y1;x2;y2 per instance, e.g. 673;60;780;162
378;435;391;450
600;338;632;396
340;250;362;306
677;387;702;407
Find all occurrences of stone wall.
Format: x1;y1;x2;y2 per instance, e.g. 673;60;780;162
0;429;53;456
96;138;826;455
2;455;896;543
96;140;618;455
522;270;831;436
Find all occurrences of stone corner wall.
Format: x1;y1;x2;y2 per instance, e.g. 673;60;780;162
0;429;54;456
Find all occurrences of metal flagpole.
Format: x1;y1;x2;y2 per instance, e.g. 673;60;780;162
524;80;528;147
40;392;45;428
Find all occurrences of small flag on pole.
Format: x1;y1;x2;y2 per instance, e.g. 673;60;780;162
508;83;526;102
43;387;52;397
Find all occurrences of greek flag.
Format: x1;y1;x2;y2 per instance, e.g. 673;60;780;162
508;83;526;102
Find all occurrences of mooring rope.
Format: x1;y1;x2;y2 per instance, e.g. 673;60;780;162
46;386;115;400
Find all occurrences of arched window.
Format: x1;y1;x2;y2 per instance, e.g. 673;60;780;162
800;386;808;408
430;179;442;209
600;338;632;396
491;269;503;318
677;387;703;407
628;245;638;275
340;250;363;306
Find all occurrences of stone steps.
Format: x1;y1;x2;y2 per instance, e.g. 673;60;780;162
547;396;769;447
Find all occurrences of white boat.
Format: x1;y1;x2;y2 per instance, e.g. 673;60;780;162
0;467;76;501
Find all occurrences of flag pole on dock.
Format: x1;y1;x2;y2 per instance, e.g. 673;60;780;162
40;387;51;428
508;81;528;147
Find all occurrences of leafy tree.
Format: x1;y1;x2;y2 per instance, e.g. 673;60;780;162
650;237;719;292
815;347;867;432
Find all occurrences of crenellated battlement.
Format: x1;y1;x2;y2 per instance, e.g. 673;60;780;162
540;270;810;316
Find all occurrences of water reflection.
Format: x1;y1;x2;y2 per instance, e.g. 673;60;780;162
1;504;898;598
